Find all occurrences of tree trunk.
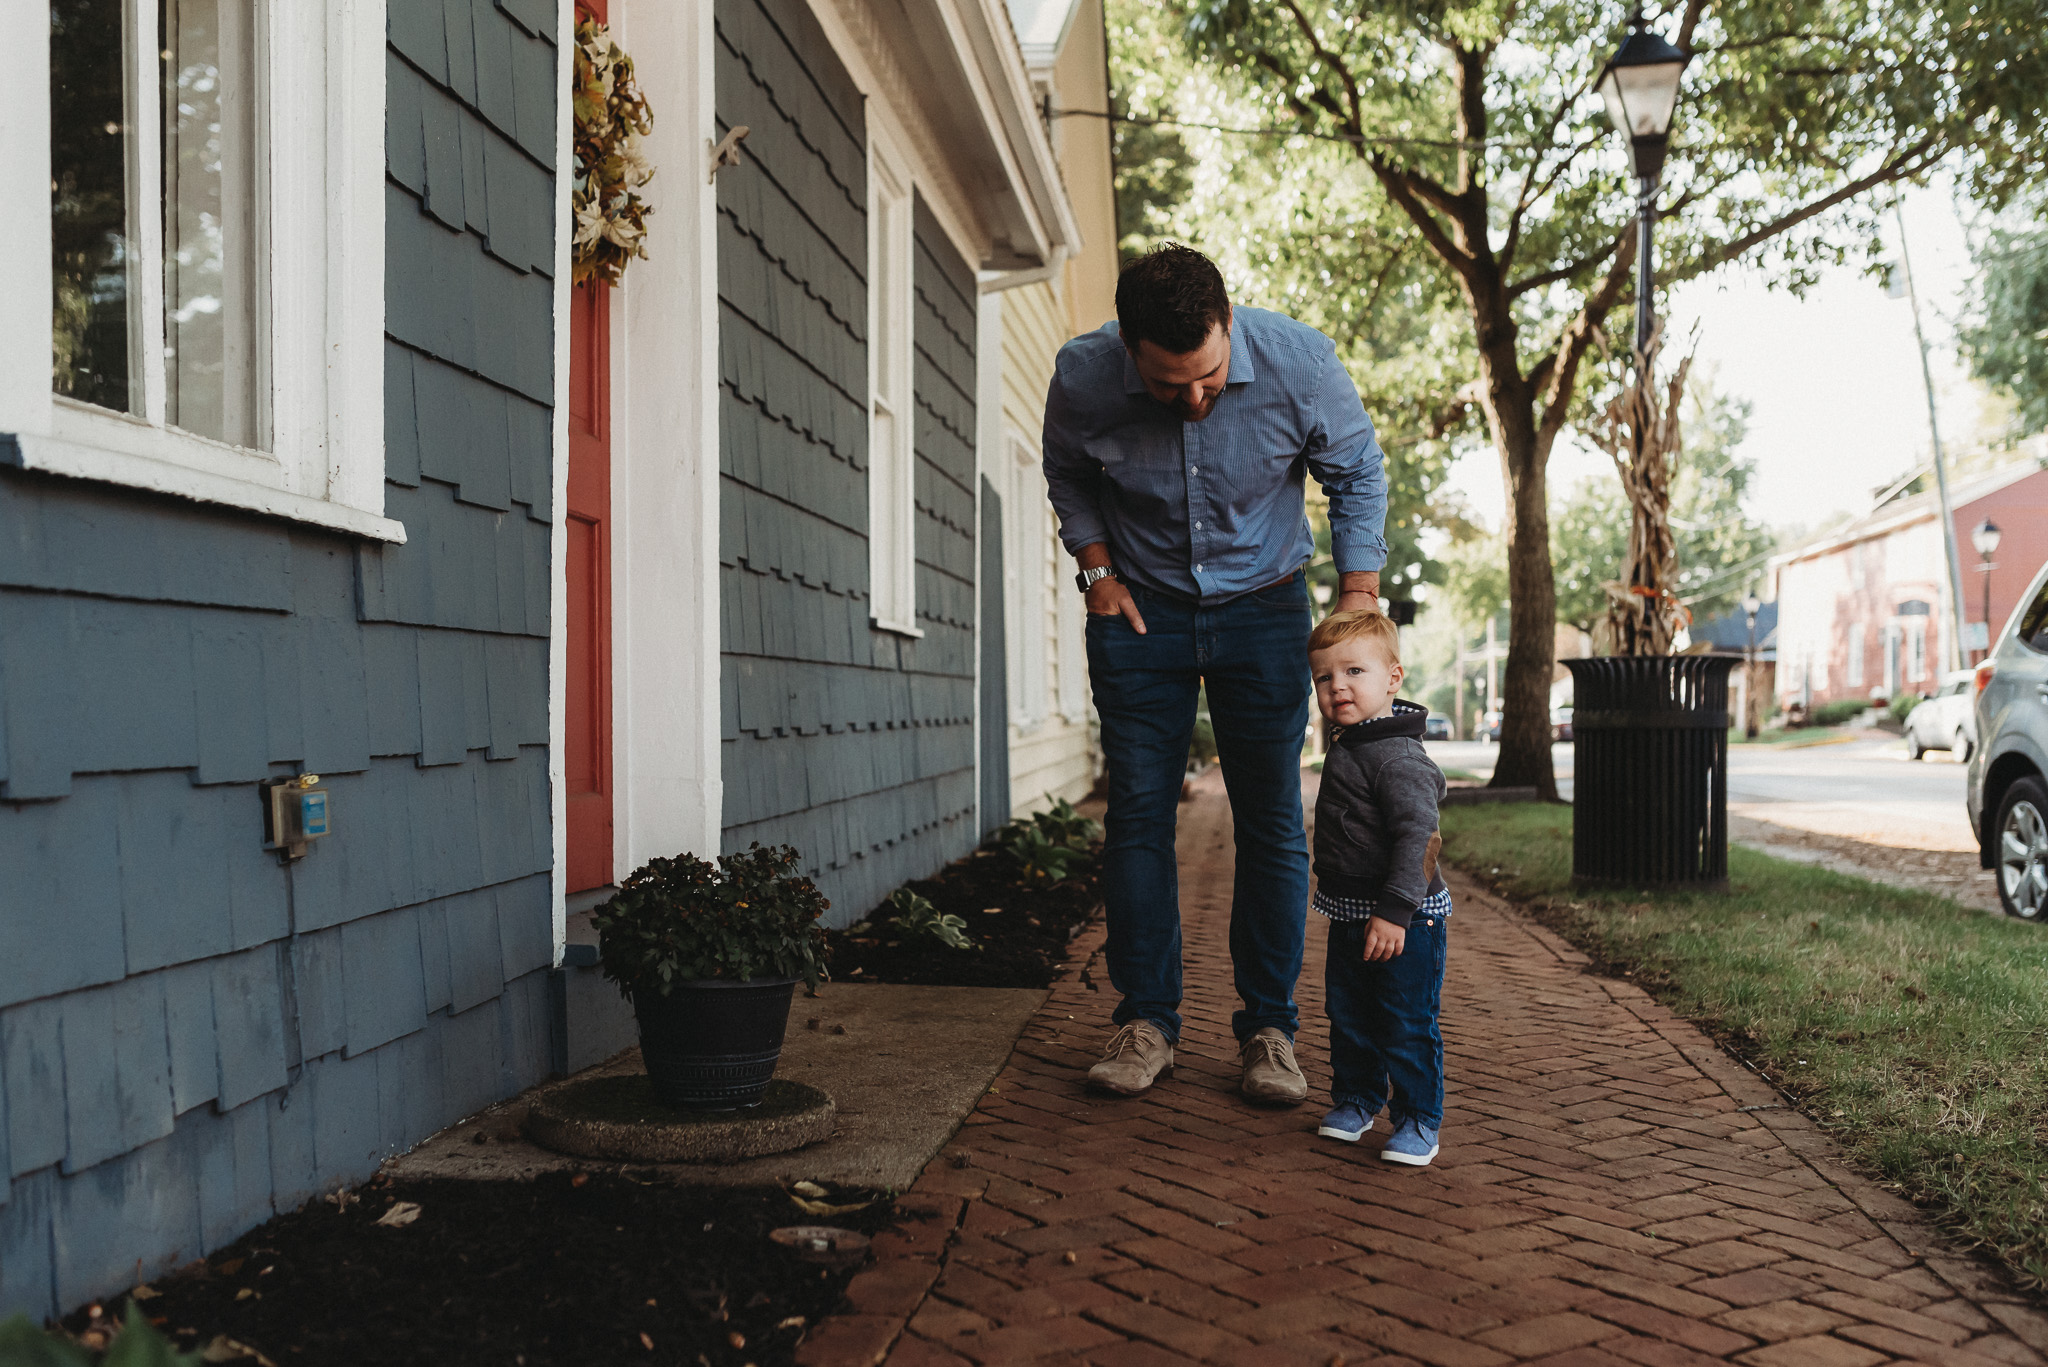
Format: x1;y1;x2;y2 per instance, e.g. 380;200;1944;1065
1490;416;1560;798
1464;276;1560;801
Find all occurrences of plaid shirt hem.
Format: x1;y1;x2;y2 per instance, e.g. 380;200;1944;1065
1314;885;1452;924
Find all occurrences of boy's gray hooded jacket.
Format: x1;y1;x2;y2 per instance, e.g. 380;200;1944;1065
1313;698;1446;928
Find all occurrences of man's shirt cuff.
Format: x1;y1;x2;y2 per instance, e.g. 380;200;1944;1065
1331;535;1390;574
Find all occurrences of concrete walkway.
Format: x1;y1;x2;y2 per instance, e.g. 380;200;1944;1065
799;772;2048;1366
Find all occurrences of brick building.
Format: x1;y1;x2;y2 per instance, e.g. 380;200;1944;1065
1771;460;2048;710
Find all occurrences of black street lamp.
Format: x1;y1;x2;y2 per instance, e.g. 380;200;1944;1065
1742;592;1761;739
1973;518;2002;660
1598;12;1692;353
1569;12;1728;891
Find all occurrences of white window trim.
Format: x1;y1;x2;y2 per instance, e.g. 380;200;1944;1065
0;0;400;543
866;121;920;637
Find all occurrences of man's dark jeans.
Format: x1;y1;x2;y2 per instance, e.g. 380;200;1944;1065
1324;908;1448;1128
1084;571;1312;1044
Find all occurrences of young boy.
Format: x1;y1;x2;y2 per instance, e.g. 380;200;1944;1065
1307;609;1449;1166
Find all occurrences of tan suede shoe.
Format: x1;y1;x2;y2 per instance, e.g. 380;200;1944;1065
1239;1027;1308;1106
1086;1021;1175;1096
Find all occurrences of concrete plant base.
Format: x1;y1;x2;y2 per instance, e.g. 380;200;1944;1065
524;1076;835;1163
387;982;1048;1188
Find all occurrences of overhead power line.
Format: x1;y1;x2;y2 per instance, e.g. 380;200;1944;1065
1051;106;1530;152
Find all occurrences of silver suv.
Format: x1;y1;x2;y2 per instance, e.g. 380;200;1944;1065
1969;559;2048;919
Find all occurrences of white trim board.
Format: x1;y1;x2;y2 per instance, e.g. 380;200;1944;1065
608;0;725;884
548;0;576;957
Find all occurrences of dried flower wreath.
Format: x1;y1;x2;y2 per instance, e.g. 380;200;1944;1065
571;17;654;285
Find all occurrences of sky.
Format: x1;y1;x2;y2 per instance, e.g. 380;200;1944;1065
1441;181;1986;539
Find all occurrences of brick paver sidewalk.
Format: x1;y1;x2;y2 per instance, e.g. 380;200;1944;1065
799;774;2048;1366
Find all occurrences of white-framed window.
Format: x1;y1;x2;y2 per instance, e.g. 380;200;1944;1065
1907;620;1927;683
1883;623;1901;696
1;0;394;541
1846;622;1865;688
1005;430;1046;726
866;125;919;636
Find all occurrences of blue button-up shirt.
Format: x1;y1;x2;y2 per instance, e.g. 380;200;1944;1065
1040;307;1388;604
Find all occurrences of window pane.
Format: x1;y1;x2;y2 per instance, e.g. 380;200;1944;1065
51;0;134;413
163;0;266;447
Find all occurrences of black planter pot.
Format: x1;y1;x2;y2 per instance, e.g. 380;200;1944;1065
632;977;798;1110
1564;655;1737;888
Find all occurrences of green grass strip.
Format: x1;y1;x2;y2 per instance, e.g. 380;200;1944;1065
1440;801;2048;1288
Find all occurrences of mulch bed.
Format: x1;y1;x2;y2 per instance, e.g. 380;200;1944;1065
825;846;1102;989
61;1173;900;1367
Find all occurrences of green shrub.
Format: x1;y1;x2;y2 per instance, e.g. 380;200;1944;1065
1029;796;1101;849
1188;715;1218;766
862;889;973;950
1810;698;1871;727
993;821;1089;883
1889;691;1921;723
590;844;830;995
0;1306;198;1365
989;795;1100;884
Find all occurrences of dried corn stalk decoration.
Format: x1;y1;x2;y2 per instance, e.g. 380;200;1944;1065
1587;329;1693;656
572;18;655;286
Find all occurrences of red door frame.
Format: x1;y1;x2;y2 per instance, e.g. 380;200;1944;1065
565;0;615;893
565;274;614;892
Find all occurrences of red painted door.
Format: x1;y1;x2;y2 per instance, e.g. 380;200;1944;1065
566;277;613;892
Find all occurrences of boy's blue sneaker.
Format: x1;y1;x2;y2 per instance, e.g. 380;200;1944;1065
1380;1119;1439;1166
1317;1101;1376;1142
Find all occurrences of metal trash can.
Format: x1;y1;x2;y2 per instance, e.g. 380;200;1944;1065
1564;656;1736;887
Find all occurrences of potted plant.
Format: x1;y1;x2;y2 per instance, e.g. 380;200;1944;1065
589;844;829;1110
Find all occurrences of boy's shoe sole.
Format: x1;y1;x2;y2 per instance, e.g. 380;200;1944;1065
1380;1142;1439;1166
1317;1119;1369;1142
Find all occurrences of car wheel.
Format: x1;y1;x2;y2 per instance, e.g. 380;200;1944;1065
1996;776;2048;921
1906;732;1926;760
1954;731;1974;764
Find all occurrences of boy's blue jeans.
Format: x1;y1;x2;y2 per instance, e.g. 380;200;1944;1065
1084;572;1312;1045
1324;908;1448;1128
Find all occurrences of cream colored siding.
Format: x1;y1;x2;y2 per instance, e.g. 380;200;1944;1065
992;0;1119;818
1000;277;1096;814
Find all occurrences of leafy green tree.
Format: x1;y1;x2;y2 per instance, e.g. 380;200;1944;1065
1111;100;1195;259
1960;217;2048;435
1552;383;1775;632
1152;0;2048;796
1112;1;1485;609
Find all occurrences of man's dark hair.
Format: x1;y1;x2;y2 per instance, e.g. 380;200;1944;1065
1116;244;1230;355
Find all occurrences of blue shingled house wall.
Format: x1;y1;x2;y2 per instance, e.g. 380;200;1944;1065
0;0;558;1321
716;0;982;922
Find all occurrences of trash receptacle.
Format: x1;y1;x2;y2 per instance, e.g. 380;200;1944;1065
1564;655;1736;887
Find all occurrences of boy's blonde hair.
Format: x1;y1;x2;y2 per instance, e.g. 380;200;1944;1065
1307;608;1401;665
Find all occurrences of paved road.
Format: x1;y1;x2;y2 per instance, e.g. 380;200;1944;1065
1427;733;2001;911
1428;734;1972;847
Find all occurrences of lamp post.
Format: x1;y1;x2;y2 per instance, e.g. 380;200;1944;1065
1597;11;1692;353
1742;592;1761;739
1973;518;2002;661
1569;15;1734;889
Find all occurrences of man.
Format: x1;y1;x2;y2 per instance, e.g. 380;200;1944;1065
1042;244;1388;1105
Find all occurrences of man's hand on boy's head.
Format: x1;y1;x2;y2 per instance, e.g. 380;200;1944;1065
1362;916;1406;961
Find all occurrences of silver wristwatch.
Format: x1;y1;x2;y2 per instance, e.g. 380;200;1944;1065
1075;564;1117;593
